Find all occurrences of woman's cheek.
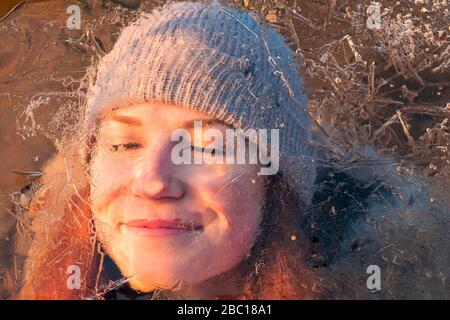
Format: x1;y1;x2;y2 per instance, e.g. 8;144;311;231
90;153;135;223
183;162;251;191
92;152;134;188
198;166;263;245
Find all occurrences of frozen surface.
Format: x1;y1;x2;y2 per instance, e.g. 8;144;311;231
0;0;449;299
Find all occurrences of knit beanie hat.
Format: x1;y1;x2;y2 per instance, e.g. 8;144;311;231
85;0;319;203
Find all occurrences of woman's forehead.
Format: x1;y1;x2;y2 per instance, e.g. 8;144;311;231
104;102;215;126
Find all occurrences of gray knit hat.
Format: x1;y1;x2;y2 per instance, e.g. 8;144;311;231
85;0;319;203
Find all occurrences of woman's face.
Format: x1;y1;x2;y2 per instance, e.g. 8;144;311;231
90;102;266;292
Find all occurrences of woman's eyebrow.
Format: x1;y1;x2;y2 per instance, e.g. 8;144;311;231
183;119;225;128
110;114;143;126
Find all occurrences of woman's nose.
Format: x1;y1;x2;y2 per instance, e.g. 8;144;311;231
132;146;185;200
134;178;185;200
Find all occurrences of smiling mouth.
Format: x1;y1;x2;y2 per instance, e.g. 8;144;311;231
121;219;204;237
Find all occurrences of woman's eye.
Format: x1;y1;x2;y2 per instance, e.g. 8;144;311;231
190;145;222;155
110;142;142;152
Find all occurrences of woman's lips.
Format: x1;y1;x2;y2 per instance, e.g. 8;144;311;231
121;219;204;237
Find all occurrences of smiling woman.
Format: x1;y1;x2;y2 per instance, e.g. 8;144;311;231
12;0;450;300
90;103;266;295
16;1;318;299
